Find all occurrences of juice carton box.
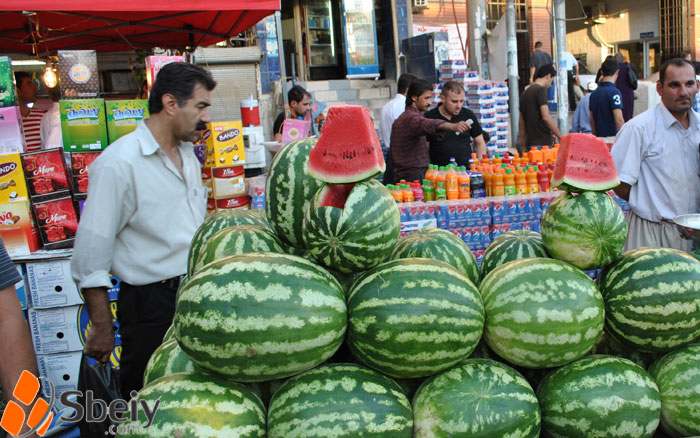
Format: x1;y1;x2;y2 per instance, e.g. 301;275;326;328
145;56;185;91
32;196;78;249
58;50;99;99
203;121;246;167
105;99;149;143
60;99;108;152
69;151;100;198
0;57;18;108
0;107;25;153
21;149;71;200
211;165;246;198
0;153;28;203
0;201;40;256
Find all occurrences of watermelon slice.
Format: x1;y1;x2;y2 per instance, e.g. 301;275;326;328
551;133;620;192
308;105;386;183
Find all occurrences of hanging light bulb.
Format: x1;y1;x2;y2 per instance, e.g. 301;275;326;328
43;67;57;88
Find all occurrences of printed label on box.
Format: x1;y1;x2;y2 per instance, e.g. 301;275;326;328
211;165;246;198
145;56;185;91
70;151;100;196
215;195;249;210
21;148;71;200
203;121;246;167
0;201;40;257
32;196;78;249
60;99;108;151
28;305;83;354
0;57;18;107
0;107;25;153
37;351;82;408
14;264;28;310
0;152;28;203
26;259;83;309
105;99;149;143
58;50;99;99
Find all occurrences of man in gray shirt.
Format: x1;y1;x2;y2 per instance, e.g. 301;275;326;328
529;41;553;84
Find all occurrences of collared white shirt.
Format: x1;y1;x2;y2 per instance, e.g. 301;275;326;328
379;93;406;148
71;120;207;289
612;103;700;222
40;102;60;148
560;51;578;71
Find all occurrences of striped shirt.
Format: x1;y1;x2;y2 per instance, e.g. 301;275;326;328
22;108;46;152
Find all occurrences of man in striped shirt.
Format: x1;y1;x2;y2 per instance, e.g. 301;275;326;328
15;72;45;152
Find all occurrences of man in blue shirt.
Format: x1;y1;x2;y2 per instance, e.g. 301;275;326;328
572;91;592;133
590;58;625;136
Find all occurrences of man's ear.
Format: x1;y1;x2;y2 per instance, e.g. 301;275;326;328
161;93;179;116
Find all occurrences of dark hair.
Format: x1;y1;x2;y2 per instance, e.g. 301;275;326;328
149;63;216;114
659;58;695;85
397;73;418;94
405;78;433;107
601;59;619;77
441;81;465;95
535;64;556;79
288;85;308;104
535;41;543;49
14;71;31;88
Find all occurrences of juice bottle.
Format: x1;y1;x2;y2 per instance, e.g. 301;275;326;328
483;165;493;197
446;165;459;199
435;182;447;201
526;166;540;193
412;181;424;202
515;167;528;194
492;170;505;196
482;154;490;165
504;168;516;195
493;154;502;166
529;147;544;164
402;184;414;203
547;163;554;185
471;152;479;167
424;165;435;183
512;152;521;167
436;166;447;190
503;153;512;166
458;166;471;199
390;185;403;202
422;179;435;201
538;164;551;192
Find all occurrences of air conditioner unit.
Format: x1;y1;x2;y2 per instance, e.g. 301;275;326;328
413;0;428;9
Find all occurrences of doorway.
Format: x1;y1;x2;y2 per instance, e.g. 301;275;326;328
616;39;661;79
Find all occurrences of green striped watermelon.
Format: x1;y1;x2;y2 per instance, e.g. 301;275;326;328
116;372;266;438
347;258;484;378
174;252;346;381
266;138;325;249
267;363;413;438
597;247;700;353
162;324;175;343
648;344;700;437
303;179;400;274
540;191;626;270
479;258;604;368
191;224;286;274
481;230;549;277
538;355;661;438
390;227;480;286
592;331;659;369
413;359;540;438
187;209;268;276
143;339;196;386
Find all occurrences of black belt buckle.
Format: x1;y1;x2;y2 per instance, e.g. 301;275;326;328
161;275;183;290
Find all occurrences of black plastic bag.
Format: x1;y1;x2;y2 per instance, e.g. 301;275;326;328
77;355;121;437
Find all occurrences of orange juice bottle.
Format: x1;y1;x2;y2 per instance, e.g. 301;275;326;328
504;168;516;195
503;153;512;166
483;165;493;197
402;184;414;203
492;170;505;196
446;166;459;200
512;152;521;167
424;164;434;183
493;154;503;166
458;166;471;199
526;166;539;193
470;152;479;167
482;154;490;165
515;167;528;194
529;147;544;164
390;185;403;202
436;166;447;190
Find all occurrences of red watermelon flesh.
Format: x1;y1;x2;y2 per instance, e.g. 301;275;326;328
551;133;620;192
308;105;385;183
318;183;356;209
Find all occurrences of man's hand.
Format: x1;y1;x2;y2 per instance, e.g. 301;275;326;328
84;321;114;363
450;121;470;134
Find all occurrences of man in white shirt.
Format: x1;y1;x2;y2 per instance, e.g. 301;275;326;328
71;62;213;398
560;50;579;111
380;73;417;184
612;58;700;252
40;87;61;149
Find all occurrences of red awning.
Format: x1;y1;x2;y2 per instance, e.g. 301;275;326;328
0;0;279;54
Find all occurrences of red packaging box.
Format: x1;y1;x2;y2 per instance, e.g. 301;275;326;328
21;149;71;200
0;201;40;256
32;196;78;249
215;195;249;211
70;152;100;198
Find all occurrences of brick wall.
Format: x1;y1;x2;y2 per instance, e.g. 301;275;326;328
692;0;700;60
412;0;468;27
528;0;552;56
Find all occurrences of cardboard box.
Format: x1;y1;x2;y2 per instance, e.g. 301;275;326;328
69;151;100;198
214;195;249;211
0;107;25;154
0;201;40;257
60;99;108;152
145;56;185;91
36;351;82;409
26;259;82;309
201;166;212;199
211;165;246;198
0;57;18;107
28;305;83;354
105;99;149;143
14;264;28;310
32;196;78;250
21;149;71;201
203;121;246;167
107;275;121;302
0;153;29;203
58;50;99;99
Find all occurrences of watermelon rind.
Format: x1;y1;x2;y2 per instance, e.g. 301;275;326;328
412;359;541;438
648;344;700;437
479;257;605;368
143;339;197;386
480;229;550;277
538;355;661;438
598;247;700;353
347;258;484;378
540;191;626;270
267;363;413;438
174;252;347;382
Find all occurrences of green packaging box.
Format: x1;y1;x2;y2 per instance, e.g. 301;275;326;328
0;57;18;108
105;99;149;143
60;99;108;152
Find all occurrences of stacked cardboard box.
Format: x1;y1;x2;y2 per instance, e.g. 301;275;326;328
201;121;249;215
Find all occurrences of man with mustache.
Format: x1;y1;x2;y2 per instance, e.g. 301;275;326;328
612;58;700;251
72;62;214;397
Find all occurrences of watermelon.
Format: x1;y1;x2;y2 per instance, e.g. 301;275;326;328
162;324;175;342
598;247;700;353
390;227;480;286
592;331;659;369
538;355;661;438
191;224;286;274
143;339;196;386
267;363;413;438
413;359;541;438
307;105;385;183
187;209;268;275
481;230;550;277
174;252;346;381
266;137;325;248
479;258;605;368
116;372;266;438
303;179;400;274
550;133;620;191
648;344;700;437
541;191;626;270
347;258;484;378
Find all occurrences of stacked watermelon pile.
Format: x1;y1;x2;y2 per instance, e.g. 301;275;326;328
118;125;700;437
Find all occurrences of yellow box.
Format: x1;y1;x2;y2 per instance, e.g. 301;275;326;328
0;153;28;203
203;121;246;167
